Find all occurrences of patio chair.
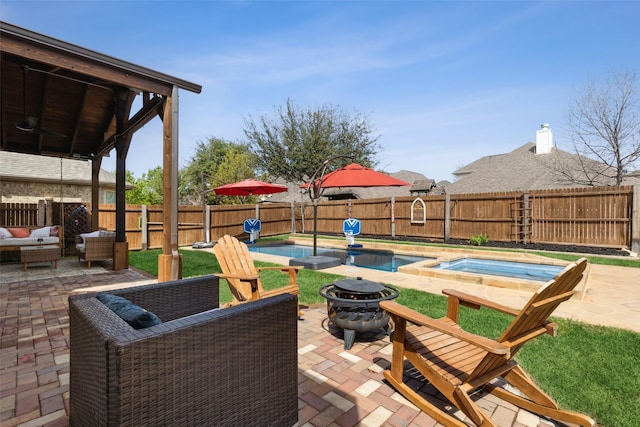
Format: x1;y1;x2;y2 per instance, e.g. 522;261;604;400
379;257;595;427
213;234;303;317
69;275;298;427
75;230;115;267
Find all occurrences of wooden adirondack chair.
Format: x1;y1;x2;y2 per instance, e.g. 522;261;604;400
213;234;303;317
380;257;595;427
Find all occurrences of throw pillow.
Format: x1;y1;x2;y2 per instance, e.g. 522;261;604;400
7;228;30;238
30;227;51;238
49;225;59;237
97;293;162;329
0;227;11;239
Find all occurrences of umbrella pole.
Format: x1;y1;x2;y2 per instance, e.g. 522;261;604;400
307;154;354;257
313;199;318;256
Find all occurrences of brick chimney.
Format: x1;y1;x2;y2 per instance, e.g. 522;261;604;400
536;123;553;154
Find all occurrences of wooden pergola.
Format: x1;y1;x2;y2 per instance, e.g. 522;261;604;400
0;21;202;281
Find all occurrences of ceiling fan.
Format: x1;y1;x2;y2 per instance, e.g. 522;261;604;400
15;65;67;138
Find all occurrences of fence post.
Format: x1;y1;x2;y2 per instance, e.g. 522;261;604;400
290;201;296;234
523;191;530;244
390;197;396;238
37;200;45;226
141;204;148;250
45;198;54;226
632;185;640;255
205;205;211;243
444;193;451;241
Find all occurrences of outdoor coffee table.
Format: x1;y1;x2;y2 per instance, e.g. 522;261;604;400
20;245;60;271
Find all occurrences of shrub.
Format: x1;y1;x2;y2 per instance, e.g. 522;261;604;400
469;233;489;246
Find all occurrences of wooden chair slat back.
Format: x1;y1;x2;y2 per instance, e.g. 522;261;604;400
214;235;262;300
467;258;587;382
499;258;586;344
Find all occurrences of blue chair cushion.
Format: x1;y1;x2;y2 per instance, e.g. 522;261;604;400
97;293;162;329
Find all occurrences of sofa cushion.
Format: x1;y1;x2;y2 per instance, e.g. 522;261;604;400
96;293;162;329
79;230;101;243
99;230;116;238
7;228;30;238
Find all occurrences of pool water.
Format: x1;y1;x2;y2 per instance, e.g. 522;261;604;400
248;244;430;272
433;258;564;282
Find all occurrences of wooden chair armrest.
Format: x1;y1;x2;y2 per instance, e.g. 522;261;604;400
256;266;302;286
256;266;303;272
442;289;520;321
216;272;259;281
215;273;259;301
380;300;510;356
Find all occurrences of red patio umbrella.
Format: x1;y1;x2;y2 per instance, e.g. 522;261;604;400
302;162;411;255
214;178;288;197
308;163;411;189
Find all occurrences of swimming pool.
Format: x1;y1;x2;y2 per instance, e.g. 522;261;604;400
432;258;564;282
248;244;431;272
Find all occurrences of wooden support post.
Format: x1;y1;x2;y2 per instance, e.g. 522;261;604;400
113;241;129;270
91;158;102;232
158;252;182;280
158;87;182;282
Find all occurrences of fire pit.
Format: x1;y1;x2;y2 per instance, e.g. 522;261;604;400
319;277;400;350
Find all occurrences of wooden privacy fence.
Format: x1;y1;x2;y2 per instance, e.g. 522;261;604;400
2;185;638;251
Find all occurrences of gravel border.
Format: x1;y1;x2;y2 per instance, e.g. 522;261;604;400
309;233;630;257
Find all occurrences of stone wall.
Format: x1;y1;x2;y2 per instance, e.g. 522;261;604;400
0;180;110;204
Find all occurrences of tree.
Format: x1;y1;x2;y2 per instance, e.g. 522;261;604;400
180;137;258;205
243;98;380;182
125;168;164;205
564;70;640;185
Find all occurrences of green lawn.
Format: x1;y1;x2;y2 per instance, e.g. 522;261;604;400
128;248;640;427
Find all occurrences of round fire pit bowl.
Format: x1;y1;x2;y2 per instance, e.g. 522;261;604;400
318;277;400;350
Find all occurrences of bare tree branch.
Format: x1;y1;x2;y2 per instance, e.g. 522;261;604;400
564;70;640;185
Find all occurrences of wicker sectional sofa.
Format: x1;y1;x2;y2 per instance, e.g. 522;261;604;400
69;275;299;427
0;225;62;251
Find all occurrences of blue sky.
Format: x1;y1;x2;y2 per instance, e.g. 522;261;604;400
2;1;639;182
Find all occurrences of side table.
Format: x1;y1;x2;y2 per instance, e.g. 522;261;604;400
20;245;61;271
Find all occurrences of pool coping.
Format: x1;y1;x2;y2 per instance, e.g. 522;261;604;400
286;237;585;295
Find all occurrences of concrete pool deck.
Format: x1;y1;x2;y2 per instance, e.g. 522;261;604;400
250;238;640;333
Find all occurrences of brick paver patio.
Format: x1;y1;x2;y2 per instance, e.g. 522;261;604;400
0;259;575;427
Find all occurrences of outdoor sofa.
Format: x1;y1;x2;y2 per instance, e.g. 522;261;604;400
0;225;61;251
69;275;299;427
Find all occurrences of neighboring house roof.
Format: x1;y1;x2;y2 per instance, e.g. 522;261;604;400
265;170;439;203
443;142;640;194
0;151;129;187
410;179;436;193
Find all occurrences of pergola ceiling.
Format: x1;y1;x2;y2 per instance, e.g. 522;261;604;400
0;21;201;161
